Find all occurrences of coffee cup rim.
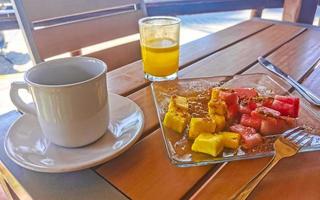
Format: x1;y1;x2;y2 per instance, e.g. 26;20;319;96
25;57;107;88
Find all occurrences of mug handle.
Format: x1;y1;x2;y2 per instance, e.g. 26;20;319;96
10;81;36;115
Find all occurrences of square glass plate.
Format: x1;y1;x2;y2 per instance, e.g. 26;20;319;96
151;73;320;167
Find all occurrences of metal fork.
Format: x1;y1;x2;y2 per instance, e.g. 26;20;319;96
231;127;311;200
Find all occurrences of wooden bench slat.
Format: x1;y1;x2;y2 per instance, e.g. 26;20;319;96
146;0;283;16
107;20;273;96
87;40;141;72
96;129;212;200
34;10;144;59
24;0;141;22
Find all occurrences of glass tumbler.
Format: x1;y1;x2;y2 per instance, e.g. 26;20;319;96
139;16;180;81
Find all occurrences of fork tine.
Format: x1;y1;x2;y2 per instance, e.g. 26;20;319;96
282;127;303;137
291;132;308;144
298;136;312;147
286;130;304;140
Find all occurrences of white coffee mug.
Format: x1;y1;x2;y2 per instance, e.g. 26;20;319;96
10;57;109;147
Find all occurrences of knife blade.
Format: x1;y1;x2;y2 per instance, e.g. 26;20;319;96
258;56;320;106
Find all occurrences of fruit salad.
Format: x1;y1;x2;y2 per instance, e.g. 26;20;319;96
163;88;299;157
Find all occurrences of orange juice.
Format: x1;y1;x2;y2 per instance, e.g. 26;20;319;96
141;38;179;77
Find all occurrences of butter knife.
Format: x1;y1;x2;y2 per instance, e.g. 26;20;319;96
258;57;320;106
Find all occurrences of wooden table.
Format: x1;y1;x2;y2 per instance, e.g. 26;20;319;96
1;18;320;200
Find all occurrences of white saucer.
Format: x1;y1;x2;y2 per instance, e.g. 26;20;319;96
4;93;144;173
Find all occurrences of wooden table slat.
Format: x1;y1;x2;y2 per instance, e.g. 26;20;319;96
192;152;320;200
122;23;305;138
301;65;320;97
107;20;273;96
96;20;313;199
127;86;159;137
3;19;320;200
179;24;305;78
190;27;320;200
244;29;320;90
96;129;212;200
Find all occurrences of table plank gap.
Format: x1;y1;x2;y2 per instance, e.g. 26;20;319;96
92;170;132;200
243;29;320;92
190;28;320;200
96;129;213;200
181;163;226;200
300;63;320;97
179;24;305;78
127;86;159;137
95;21;307;199
95;25;310;195
182;26;307;199
126;23;306;138
234;29;307;76
296;59;320;84
252;17;320;31
288;58;320;94
107;20;274;96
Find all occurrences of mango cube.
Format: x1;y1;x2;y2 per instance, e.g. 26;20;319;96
211;88;220;100
191;133;224;157
163;112;189;133
220;132;241;149
189;118;216;139
208;100;227;116
168;95;188;112
211;114;225;132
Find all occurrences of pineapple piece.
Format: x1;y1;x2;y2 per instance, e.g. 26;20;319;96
211;88;220;100
191;133;224;157
189;118;216;139
211;114;225;132
208;100;227;116
163;112;189;133
168;95;188;112
220;132;241;149
168;101;176;113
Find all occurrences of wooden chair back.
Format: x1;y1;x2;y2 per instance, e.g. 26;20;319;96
12;0;146;71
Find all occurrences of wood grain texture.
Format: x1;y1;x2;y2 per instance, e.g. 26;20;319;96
301;66;320;97
96;129;212;200
127;87;158;136
107;20;273;96
282;0;317;24
34;10;144;59
179;24;305;78
191;151;320;200
110;23;305;138
23;0;141;22
190;27;320;200
244;29;320;90
87;40;141;72
96;20;312;199
107;61;147;96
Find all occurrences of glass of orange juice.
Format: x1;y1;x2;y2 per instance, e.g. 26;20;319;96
139;16;180;81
